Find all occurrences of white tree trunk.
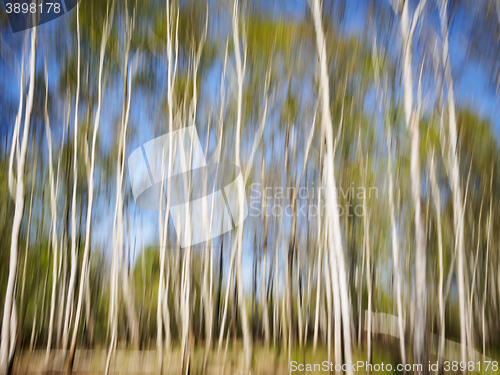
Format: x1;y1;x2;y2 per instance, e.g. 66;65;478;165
62;4;81;351
45;61;63;362
388;134;407;367
313;244;322;350
323;233;333;367
106;13;137;374
438;0;468;365
396;0;428;370
310;1;354;373
260;164;271;346
67;7;112;370
232;0;252;371
0;26;37;375
218;242;236;351
482;195;492;361
362;163;372;367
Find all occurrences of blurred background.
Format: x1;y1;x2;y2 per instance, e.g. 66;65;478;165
0;0;499;373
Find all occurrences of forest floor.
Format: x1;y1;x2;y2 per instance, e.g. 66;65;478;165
12;335;499;374
12;339;405;374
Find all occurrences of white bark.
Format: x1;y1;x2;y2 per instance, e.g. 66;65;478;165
218;241;236;351
232;0;252;371
372;35;407;366
388;148;407;368
214;42;229;353
429;152;445;365
260;163;271;346
273;225;279;347
314;141;325;351
156;79;177;366
326;216;342;373
310;1;353;373
56;90;71;349
7;37;27;201
62;3;81;351
45;61;62;362
19;140;36;339
106;11;137;374
323;235;333;362
163;1;178;359
483;190;492;361
0;26;37;375
156;160;168;371
313;260;322;350
68;5;113;369
438;0;468;365
394;0;428;370
362;160;372;367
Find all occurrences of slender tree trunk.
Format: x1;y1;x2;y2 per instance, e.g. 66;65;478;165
104;235;117;375
0;26;37;375
19;137;36;339
357;233;365;346
327;221;342;374
157;2;178;370
63;4;81;351
323;231;333;368
284;122;295;352
362;163;372;369
388;134;407;367
232;0;252;371
273;228;279;347
57;94;71;349
37;262;49;348
372;35;407;367
202;241;213;361
57;219;68;349
45;62;62;362
304;264;312;347
313;156;324;352
30;287;38;352
67;6;112;371
214;44;228;345
310;1;353;373
438;0;468;366
216;241;223;337
394;1;428;371
107;13;137;374
482;190;492;361
297;265;303;349
218;241;236;351
260;164;271;345
313;244;322;350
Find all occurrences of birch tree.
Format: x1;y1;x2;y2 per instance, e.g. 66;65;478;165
231;0;253;371
105;5;136;374
67;2;114;371
437;0;468;365
45;60;65;361
0;26;37;375
62;2;81;351
373;36;407;366
260;161;271;346
310;0;353;373
390;0;428;370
